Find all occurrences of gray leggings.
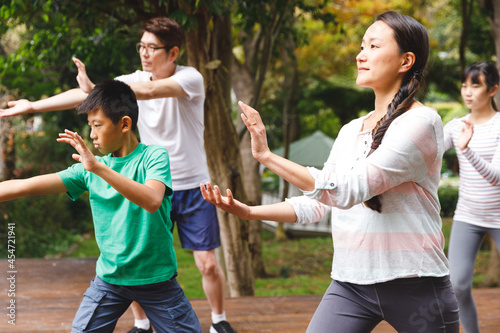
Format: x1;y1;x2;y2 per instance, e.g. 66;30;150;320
448;220;500;333
306;276;459;333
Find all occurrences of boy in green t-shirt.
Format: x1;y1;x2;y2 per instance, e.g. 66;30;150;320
0;80;201;333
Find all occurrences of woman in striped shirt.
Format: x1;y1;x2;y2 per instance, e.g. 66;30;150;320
444;62;500;333
202;11;459;332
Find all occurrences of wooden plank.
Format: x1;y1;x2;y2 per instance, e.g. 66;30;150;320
1;258;499;332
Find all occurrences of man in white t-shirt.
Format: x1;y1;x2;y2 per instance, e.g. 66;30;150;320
0;17;235;333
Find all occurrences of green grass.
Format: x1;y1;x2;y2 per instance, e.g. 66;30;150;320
67;217;491;298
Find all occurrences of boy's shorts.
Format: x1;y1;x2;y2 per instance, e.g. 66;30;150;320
170;187;221;251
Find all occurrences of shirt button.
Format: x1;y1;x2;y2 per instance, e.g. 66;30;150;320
330;183;335;187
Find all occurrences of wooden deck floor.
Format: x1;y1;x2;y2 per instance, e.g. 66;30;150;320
1;258;500;332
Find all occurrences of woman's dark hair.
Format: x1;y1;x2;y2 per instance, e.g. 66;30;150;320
143;17;184;50
462;62;499;111
364;11;429;213
77;79;139;131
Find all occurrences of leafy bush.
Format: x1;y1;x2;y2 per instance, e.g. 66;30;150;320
438;184;459;217
0;114;93;258
0;192;92;258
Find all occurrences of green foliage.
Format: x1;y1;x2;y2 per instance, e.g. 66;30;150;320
438;184;459;218
0;192;92;258
0;111;93;259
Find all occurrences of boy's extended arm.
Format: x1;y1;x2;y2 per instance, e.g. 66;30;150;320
0;174;68;202
58;130;166;213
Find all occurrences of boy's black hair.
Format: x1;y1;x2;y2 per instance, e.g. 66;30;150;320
77;79;139;130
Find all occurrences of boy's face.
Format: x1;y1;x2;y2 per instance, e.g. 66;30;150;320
87;108;123;155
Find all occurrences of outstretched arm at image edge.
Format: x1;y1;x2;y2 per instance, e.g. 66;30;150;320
200;183;297;223
0;88;88;117
0;174;68;202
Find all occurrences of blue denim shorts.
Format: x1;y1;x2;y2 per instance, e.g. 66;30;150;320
170;187;221;251
71;275;201;333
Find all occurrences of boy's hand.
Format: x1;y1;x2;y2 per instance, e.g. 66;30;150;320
73;57;95;94
57;129;101;172
0;99;33;117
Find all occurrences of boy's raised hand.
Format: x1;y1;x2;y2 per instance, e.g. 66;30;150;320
57;129;100;172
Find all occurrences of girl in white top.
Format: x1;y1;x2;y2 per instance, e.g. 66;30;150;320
201;11;459;332
444;62;500;333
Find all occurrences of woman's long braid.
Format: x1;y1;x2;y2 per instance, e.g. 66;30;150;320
363;71;424;212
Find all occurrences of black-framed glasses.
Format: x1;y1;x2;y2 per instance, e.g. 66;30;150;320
136;43;170;54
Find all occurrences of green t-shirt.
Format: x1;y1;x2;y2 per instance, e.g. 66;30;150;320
58;143;176;286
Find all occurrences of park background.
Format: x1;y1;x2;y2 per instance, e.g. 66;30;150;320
0;0;499;298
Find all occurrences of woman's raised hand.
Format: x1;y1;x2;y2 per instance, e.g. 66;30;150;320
238;101;272;162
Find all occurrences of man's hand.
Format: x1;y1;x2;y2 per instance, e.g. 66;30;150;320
0;99;33;117
57;129;101;172
73;57;95;94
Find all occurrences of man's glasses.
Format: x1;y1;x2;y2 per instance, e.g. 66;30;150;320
136;43;170;55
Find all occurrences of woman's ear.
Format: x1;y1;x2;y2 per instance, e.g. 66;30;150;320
489;84;499;98
400;52;416;74
121;116;133;133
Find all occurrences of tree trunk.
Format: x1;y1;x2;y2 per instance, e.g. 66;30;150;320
185;7;254;296
484;236;500;287
232;50;267;278
460;0;473;72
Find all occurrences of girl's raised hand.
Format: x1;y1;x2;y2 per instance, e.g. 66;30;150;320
457;120;474;151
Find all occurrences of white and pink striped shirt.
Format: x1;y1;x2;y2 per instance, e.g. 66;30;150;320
286;106;449;284
443;112;500;228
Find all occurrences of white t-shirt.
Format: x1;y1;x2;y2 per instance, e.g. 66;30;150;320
116;66;210;190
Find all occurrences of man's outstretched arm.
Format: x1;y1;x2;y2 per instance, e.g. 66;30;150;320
0;88;88;117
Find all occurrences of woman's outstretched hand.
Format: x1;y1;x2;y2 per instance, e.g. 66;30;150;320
238;101;272;162
200;182;251;220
